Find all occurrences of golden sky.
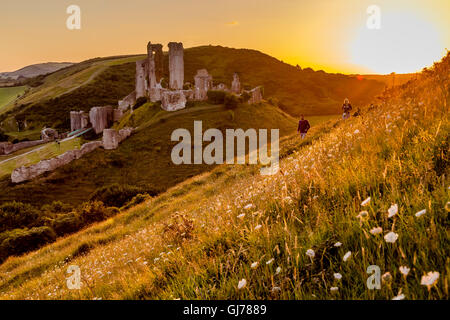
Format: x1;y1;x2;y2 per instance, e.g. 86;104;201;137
1;0;449;74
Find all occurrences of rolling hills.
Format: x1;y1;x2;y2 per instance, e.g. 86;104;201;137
0;52;447;300
0;62;73;80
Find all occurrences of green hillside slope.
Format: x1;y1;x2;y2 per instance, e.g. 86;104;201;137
0;52;447;300
0;86;27;111
0;102;299;206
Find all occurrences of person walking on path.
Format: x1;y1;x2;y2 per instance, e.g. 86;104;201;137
342;98;353;120
297;115;311;139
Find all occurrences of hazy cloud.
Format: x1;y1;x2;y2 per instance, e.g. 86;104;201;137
225;21;239;26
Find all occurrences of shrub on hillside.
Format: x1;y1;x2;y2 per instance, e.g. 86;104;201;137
89;183;158;208
41;201;73;217
0;130;9;142
50;213;82;236
77;201;112;224
0;227;57;262
122;193;152;210
0;202;39;233
207;90;227;104
224;94;240;109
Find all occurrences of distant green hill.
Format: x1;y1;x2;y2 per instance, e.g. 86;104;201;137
0;46;384;134
0;62;73;80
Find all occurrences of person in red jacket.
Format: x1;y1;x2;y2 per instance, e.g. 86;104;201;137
297;115;311;139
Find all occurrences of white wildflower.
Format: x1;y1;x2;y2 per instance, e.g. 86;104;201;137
244;204;253;210
237;279;247;290
266;258;274;265
415;209;426;218
334;242;342;247
370;227;383;235
306;249;315;258
251;262;259;269
392;293;405;300
254;224;262;230
275;267;282;275
361;197;371;207
399;266;410;277
388;204;398;218
384;232;399;243
237;214;245;219
420;272;439;287
271;287;281;293
334;273;342;280
343;251;352;262
330;287;339;292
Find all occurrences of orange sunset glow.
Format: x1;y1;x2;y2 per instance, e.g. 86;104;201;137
0;0;448;74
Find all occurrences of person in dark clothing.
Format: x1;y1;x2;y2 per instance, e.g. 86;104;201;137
297;115;311;139
342;98;352;120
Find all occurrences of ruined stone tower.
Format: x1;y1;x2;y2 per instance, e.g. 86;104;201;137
147;42;164;101
168;42;184;90
231;73;241;94
194;69;213;101
135;59;148;99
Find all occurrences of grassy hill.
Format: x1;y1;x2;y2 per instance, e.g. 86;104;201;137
0;52;447;300
0;62;73;80
0;46;384;134
0;102;299;206
0;86;27;111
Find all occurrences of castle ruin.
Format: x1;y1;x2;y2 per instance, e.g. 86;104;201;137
194;69;213;101
123;41;263;112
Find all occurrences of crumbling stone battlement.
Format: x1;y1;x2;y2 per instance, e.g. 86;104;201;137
102;127;133;150
118;91;136;111
247;86;263;104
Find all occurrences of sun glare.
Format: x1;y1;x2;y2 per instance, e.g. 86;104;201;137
351;11;444;74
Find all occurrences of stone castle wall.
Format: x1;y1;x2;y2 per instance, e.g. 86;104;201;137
11;141;103;183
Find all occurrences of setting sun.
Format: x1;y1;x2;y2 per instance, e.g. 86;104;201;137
351;11;444;74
